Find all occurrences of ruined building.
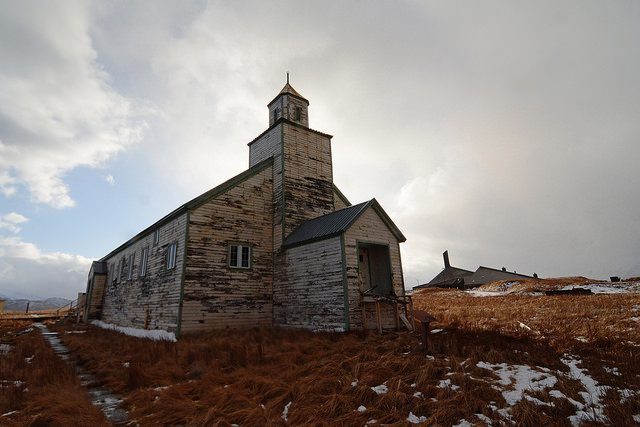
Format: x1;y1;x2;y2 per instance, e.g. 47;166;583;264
84;81;412;336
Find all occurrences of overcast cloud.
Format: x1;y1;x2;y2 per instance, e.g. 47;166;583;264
0;1;639;298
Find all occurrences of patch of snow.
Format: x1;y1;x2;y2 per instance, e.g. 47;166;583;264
426;355;435;360
0;344;12;355
122;362;130;368
366;419;377;424
561;284;628;294
525;395;553;407
413;391;423;398
91;320;176;342
407;412;427;424
453;420;473;427
475;413;492;424
351;379;358;387
430;328;443;334
476;361;557;406
603;366;621;376
357;405;367;412
24;355;34;364
1;411;18;417
410;383;416;387
618;388;636;403
561;355;609;426
65;330;86;334
575;336;588;343
633;414;640;423
281;401;292;422
632;305;640;312
466;291;503;297
371;384;388;394
0;380;24;387
438;379;460;391
630;317;640;322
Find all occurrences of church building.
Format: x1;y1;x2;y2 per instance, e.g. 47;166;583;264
83;80;412;336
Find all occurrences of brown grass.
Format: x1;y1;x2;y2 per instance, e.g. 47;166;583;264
2;285;639;425
0;320;108;426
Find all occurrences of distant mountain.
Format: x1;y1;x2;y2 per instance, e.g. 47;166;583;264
1;297;72;313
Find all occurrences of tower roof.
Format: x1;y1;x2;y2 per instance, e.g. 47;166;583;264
268;76;309;106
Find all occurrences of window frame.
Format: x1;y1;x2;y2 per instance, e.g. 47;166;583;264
228;243;252;269
127;253;134;280
166;242;177;270
153;229;160;246
140;247;149;277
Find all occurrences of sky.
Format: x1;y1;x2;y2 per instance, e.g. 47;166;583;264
0;0;639;299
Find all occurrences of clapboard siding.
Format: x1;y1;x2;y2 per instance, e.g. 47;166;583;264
282;124;334;236
344;208;405;330
101;213;187;332
274;236;345;329
180;165;273;333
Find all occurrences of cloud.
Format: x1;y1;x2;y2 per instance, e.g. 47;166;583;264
104;174;115;185
0;1;146;208
0;212;28;234
0;235;92;299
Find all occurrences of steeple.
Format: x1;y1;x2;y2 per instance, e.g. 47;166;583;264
268;73;309;127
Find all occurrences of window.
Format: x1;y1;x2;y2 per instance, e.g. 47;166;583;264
119;257;126;281
140;247;149;277
110;263;116;283
153;229;160;245
229;244;251;269
166;243;177;270
294;106;302;121
127;253;134;280
273;108;280;122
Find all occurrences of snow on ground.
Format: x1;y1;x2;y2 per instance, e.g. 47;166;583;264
357;405;367;412
437;378;460;391
281;401;291;422
371;384;388;395
91;320;176;342
0;343;12;354
476;361;557;406
452;420;473;427
561;355;609;426
407;412;427;424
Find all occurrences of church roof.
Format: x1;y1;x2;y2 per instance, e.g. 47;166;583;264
99;157;274;262
283;199;406;248
268;82;309;106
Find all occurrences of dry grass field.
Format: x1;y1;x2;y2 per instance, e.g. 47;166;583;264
1;279;639;426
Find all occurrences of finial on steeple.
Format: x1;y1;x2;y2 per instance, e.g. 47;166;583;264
286;71;290;84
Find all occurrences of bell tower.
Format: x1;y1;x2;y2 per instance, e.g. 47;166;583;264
267;73;309;127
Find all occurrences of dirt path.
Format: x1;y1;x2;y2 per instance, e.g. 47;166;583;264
35;323;128;425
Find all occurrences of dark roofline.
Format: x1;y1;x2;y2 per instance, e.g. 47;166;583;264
369;199;406;243
333;184;352;207
283;201;370;249
247;118;333;146
99;157;274;262
476;265;533;278
283;198;406;249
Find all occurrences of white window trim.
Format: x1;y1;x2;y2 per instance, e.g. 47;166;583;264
166;243;177;270
127;253;134;280
229;244;251;269
140;247;149;277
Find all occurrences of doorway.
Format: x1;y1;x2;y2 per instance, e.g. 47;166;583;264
358;243;392;296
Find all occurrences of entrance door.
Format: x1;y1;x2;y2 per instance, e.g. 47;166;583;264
358;243;392;296
358;247;372;292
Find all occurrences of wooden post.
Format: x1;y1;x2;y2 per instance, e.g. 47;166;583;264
25;302;30;314
413;310;437;354
375;301;382;334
